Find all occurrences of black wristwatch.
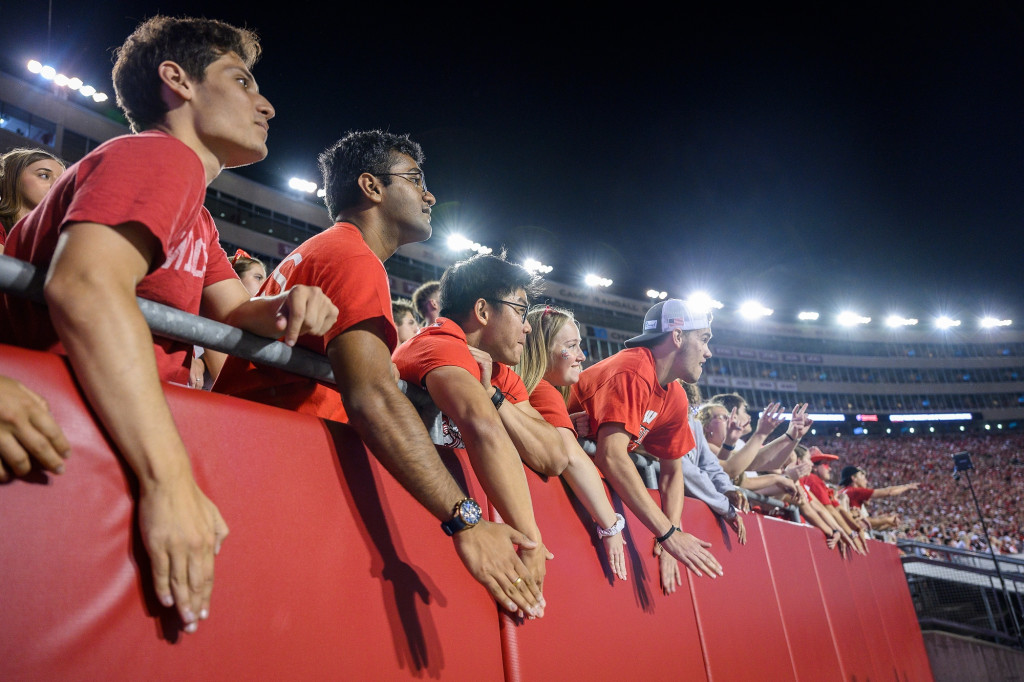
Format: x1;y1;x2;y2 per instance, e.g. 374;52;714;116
441;498;483;536
490;386;506;410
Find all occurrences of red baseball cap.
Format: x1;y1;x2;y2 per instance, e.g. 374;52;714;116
809;446;839;464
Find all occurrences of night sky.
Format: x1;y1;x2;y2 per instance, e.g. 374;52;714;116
4;3;1022;322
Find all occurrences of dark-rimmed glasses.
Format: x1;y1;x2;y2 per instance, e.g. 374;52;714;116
489;299;528;323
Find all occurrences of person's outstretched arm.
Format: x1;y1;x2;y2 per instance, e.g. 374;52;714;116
595;424;722;580
44;221;228;634
328;322;545;617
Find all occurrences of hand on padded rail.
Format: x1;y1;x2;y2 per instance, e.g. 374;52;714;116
140;475;228;633
0;375;71;481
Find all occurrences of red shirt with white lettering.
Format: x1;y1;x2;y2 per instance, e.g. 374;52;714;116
392;317;527;449
0;131;236;384
214;222;396;423
568;347;694;460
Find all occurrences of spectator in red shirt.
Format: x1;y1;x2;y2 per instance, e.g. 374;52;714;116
0;17;339;633
216;132;546;617
801;448;867;554
569;298;723;583
516;304;628;581
393;252;562;611
839;465;919;530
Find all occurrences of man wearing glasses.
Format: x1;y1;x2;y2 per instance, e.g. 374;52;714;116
216;131;547;618
393;252;566;610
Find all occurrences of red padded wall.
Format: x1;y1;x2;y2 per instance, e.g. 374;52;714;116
863;542;935;682
684;503;798;681
759;515;845;682
498;467;709;681
0;345;504;681
0;343;933;681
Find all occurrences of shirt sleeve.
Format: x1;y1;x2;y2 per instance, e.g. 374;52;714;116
528;380;575;433
494;364;529;403
394;331;480;388
682;457;734;517
63;134;207;270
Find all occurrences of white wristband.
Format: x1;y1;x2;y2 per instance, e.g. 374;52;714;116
597;513;625;538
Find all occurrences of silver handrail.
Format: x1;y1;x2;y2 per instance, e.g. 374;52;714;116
0;254;336;385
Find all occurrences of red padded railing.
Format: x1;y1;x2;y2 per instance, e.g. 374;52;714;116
0;344;933;681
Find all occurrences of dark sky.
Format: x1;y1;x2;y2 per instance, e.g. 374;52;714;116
4;3;1023;321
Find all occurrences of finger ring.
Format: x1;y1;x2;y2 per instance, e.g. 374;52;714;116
513;577;523;586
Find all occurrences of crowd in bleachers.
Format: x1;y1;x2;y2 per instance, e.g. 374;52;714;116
0;14;1019;646
803;433;1024;556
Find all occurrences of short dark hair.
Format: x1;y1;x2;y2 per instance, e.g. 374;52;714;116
318;130;425;221
411;280;440;318
710;392;748;413
112;16;262;133
439;252;543;325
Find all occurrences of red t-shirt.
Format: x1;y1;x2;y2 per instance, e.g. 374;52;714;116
392;317;527;448
568;347;694;460
0;131;237;384
801;474;839;507
529;378;576;434
214;222;396;422
841;486;874;508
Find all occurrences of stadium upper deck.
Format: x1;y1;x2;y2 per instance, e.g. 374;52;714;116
5;68;1021;429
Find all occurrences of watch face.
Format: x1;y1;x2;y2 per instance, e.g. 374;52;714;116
459;500;482;525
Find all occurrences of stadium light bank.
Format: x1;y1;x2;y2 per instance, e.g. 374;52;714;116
27;60;108;102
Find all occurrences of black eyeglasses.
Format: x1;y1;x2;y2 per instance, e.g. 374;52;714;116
376;171;427;193
489;299;528;323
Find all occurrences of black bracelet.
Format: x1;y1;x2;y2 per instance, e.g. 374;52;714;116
785;432;796;442
656;525;679;544
720;442;735;452
490;387;505;410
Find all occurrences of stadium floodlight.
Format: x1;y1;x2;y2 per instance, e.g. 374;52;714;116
288;177;317;193
27;59;108;103
446;233;491;255
935;316;961;329
739;301;773;319
316;188;326;198
797;311;819;321
837;311;871;326
584;273;613;288
523;258;553;275
981;317;1012;328
686;291;724;310
646;289;667;300
885;315;918;328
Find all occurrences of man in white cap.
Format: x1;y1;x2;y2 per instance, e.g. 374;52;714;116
569;299;722;591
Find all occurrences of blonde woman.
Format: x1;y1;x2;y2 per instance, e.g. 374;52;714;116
516;305;627;581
